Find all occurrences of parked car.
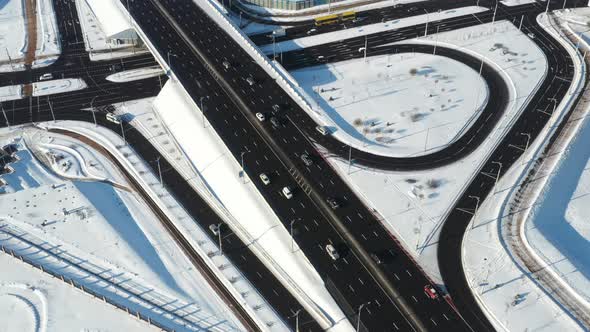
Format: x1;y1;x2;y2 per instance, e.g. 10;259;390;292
424;285;439;300
259;173;270;185
325;244;340;260
301;153;313;166
256;112;265;121
246;76;255;86
222;60;231;69
272;104;281;113
282;186;293;199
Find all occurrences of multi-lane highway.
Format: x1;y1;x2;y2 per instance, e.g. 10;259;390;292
1;0;587;330
122;0;475;331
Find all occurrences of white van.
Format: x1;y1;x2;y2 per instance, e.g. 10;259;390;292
326;244;339;260
282;186;293;199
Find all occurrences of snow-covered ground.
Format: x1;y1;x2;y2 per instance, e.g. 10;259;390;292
291;52;488;157
0;127;246;331
260;6;489;53
299;19;547;283
33;0;61;68
152;79;354;331
106;66;164;82
0;0;26;71
0;253;160;332
32;78;87;97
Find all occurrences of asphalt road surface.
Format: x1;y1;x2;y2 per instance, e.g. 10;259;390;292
122;0;474;330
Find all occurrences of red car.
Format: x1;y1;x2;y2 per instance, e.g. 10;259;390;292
424;285;439;300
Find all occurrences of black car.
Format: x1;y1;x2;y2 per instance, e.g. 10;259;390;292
301;153;313;166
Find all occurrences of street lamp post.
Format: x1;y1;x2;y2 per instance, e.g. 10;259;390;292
47;97;56;122
156;156;162;184
1;104;9;129
90;96;98;126
492;161;502;193
356;302;370;332
216;223;223;255
200;96;207;128
520;132;531;151
292;309;302;332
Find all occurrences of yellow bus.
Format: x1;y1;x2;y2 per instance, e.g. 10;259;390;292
314;14;339;26
341;11;356;22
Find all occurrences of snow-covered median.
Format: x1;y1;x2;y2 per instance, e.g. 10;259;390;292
32;78;88;97
106;66;164;82
291;52;488;157
153;79;354;331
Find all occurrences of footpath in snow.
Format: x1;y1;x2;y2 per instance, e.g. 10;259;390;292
151;79;354;331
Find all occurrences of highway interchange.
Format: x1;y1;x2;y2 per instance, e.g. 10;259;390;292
0;0;588;330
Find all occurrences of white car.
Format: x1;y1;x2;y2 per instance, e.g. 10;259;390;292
527;32;535;39
256;112;265;121
259;173;270;185
326;244;340;260
282;186;293;199
39;73;53;81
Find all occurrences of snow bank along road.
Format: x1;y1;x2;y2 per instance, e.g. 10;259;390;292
123;0;588;331
123;0;470;331
0;0;323;330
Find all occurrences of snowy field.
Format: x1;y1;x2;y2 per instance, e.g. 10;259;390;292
261;6;489;53
0;0;26;71
291;53;488;157
152;79;354;331
0;127;245;331
0;253;160;332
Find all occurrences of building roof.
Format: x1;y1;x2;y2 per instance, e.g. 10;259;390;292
86;0;135;39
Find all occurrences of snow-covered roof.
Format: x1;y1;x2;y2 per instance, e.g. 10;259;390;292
85;0;135;39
